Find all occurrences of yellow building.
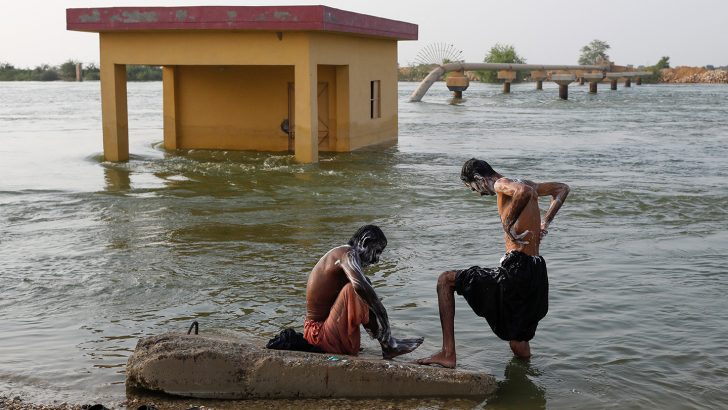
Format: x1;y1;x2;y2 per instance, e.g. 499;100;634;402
66;6;417;163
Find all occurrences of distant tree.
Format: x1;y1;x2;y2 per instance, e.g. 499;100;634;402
59;60;80;81
476;43;526;83
578;39;610;65
126;65;162;81
83;63;100;81
706;64;715;70
655;56;670;70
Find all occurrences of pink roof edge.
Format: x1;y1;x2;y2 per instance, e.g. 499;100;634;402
66;5;418;40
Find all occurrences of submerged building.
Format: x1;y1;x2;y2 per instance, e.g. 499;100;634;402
66;6;417;163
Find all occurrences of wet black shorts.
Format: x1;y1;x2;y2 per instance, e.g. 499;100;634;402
454;251;548;341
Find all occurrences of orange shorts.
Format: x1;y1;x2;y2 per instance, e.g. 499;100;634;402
303;283;369;356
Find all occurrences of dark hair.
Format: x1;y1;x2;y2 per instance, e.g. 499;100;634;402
348;225;387;254
461;158;497;182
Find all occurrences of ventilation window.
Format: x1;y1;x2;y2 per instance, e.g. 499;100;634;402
370;80;380;119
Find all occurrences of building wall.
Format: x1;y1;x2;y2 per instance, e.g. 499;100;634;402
311;34;398;151
98;30;398;155
175;65;293;151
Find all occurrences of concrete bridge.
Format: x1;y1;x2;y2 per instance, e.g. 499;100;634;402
409;62;653;101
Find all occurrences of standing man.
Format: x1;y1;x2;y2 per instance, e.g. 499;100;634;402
304;225;423;359
417;158;569;368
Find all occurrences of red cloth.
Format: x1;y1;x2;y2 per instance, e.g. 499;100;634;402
303;283;369;356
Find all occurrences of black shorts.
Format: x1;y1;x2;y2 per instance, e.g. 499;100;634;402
454;251;548;341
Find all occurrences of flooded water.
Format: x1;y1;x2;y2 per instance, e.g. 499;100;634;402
1;80;727;409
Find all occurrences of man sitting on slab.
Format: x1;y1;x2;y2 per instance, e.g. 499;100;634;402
418;158;569;368
304;225;423;358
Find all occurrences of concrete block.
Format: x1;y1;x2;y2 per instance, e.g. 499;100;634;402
126;333;497;400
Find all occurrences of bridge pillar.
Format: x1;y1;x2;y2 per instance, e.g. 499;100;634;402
531;71;546;90
551;74;575;100
446;70;469;99
582;73;604;94
636;77;642;85
498;70;517;94
611;79;618;90
625;78;632;87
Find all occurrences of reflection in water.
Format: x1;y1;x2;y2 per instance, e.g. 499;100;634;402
103;165;131;192
486;358;546;410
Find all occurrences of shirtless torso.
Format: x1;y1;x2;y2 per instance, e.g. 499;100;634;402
304;227;423;359
417;159;569;368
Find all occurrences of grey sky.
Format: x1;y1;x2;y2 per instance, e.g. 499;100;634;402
2;0;726;68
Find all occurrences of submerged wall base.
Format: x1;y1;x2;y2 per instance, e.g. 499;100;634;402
126;333;496;399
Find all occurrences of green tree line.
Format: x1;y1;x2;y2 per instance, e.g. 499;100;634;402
0;60;162;81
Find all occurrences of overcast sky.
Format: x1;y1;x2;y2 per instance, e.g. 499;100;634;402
2;0;726;68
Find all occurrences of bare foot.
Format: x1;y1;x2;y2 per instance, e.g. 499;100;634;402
415;351;456;368
382;337;424;359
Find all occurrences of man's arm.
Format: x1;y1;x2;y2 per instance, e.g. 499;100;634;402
338;250;393;346
536;181;570;237
494;178;537;244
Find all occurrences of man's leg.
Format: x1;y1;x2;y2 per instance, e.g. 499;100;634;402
416;270;457;368
319;283;369;356
509;340;531;359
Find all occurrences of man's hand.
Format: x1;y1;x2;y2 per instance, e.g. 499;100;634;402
508;226;530;246
540;221;549;239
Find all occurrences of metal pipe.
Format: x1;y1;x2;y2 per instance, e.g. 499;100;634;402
409;63;610;102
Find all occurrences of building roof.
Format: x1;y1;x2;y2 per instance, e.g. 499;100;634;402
66;5;418;40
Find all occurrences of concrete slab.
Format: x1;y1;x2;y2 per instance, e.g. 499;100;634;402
126;333;497;400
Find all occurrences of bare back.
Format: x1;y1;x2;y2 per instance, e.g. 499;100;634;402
305;246;350;321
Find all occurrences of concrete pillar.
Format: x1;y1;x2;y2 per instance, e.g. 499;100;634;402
100;63;129;162
294;61;318;163
625;78;632;87
551;74;575;100
636;77;642;85
162;66;178;150
75;63;82;82
582;73;604;95
579;77;585;85
531;71;545;91
611;79;618;90
498;70;516;94
446;70;469;98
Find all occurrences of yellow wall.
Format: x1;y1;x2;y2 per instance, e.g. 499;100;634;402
98;30;399;161
175;65;292;151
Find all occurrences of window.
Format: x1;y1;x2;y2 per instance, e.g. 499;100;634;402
370;80;380;119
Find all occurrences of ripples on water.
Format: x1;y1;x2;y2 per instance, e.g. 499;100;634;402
1;81;727;408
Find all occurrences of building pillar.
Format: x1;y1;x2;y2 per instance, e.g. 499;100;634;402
162;66;178;150
100;63;129;162
294;61;318;163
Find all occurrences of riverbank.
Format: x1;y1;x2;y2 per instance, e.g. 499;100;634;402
659;66;728;83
